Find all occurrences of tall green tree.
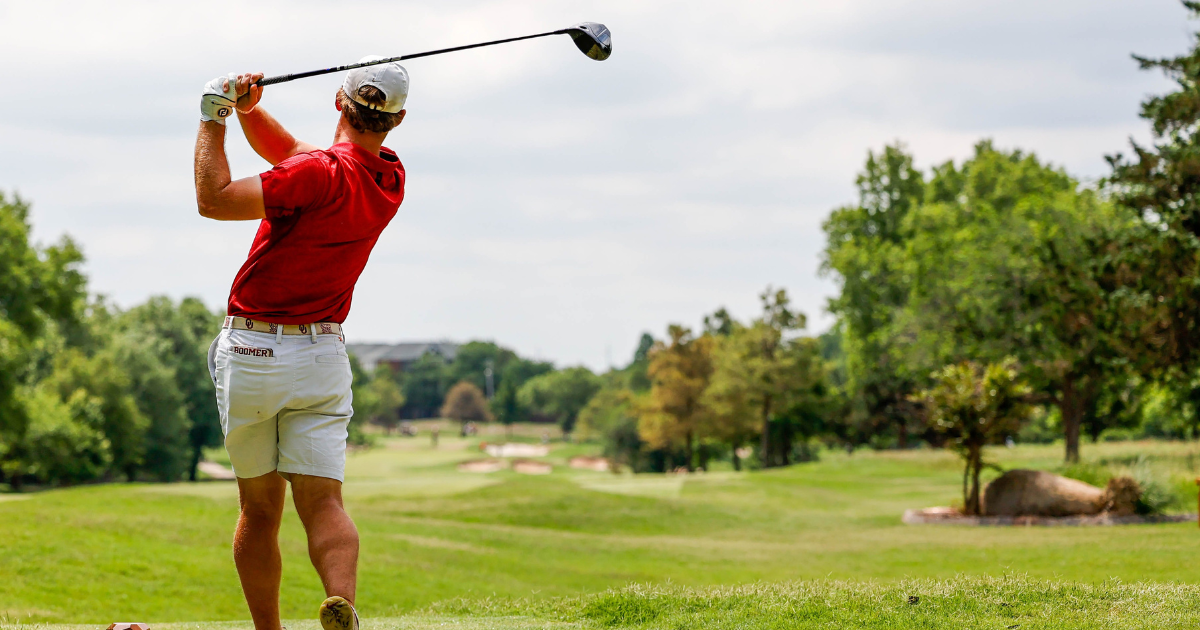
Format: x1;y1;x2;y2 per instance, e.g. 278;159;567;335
703;289;824;468
900;142;1131;461
821;145;925;447
116;297;222;481
0;192;87;487
43;348;147;481
1107;1;1200;423
518;367;602;435
576;386;644;471
400;353;449;418
445;341;517;396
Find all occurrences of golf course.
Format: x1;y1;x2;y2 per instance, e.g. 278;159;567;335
4;427;1200;629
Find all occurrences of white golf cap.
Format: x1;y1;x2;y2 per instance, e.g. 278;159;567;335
343;56;409;113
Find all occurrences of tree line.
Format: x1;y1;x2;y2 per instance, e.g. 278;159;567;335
349;341;605;439
0;193;224;488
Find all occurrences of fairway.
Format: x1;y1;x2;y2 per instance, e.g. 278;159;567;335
3;435;1200;626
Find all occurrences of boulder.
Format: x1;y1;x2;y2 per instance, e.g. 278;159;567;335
982;469;1104;517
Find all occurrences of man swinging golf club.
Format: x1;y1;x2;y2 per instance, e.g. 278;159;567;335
193;58;408;630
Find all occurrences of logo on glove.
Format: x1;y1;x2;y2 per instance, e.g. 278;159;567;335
217;106;231;118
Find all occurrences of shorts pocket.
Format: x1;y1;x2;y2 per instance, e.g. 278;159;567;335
315;355;350;365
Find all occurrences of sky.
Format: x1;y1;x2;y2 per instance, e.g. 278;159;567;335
0;0;1192;370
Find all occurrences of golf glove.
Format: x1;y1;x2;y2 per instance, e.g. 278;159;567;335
200;73;239;125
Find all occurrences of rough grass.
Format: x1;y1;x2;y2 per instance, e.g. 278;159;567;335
2;436;1200;626
432;576;1200;629
8;577;1200;629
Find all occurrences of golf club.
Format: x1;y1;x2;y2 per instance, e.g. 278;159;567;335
252;22;611;89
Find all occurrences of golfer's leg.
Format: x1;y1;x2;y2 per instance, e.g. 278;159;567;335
291;474;359;601
235;472;288;630
291;475;359;601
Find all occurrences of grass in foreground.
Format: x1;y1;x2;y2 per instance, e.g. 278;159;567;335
7;576;1200;629
2;436;1200;623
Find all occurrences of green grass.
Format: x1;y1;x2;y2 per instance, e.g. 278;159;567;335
11;578;1200;629
3;435;1200;627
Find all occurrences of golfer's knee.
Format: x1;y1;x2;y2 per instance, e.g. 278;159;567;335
291;476;345;518
294;491;345;524
240;499;284;527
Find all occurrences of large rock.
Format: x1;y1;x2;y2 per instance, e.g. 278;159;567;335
982;469;1104;517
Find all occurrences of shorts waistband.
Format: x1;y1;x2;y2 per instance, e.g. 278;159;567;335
223;316;342;337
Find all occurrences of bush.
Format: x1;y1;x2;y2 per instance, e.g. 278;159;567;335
1099;428;1138;442
20;386;110;485
1128;457;1175;515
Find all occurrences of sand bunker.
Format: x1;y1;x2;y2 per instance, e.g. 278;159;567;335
569;455;610;472
457;459;506;473
513;459;553;475
483;443;550;458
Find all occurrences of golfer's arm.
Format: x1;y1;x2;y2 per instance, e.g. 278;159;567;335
236;107;320;166
194;121;266;221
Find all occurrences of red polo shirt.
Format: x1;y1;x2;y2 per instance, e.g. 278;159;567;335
226;142;404;324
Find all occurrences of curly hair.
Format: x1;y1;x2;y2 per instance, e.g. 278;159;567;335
337;86;404;134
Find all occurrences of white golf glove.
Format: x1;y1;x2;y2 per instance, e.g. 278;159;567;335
200;73;239;124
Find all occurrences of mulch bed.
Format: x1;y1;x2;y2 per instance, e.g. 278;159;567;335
903;506;1197;527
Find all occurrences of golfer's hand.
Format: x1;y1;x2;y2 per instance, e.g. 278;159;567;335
200;73;239;125
234;72;265;114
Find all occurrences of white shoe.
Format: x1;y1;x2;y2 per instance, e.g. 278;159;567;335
319;596;359;630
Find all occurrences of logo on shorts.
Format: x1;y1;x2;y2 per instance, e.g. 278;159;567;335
224;316;235;327
268;323;278;334
245;319;254;329
232;345;274;358
320;323;333;335
298;324;309;335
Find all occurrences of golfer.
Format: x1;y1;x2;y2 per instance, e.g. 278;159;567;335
193;59;408;630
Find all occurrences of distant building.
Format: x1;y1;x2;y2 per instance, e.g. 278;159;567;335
347;341;459;372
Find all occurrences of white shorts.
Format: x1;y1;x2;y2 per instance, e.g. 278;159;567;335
208;328;354;481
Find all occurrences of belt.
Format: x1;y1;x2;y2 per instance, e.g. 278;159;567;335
223;316;342;337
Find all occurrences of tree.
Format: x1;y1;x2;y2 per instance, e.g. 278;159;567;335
43;347;147;481
400;352;449;418
369;366;406;433
914;359;1033;515
626;333;655;392
1106;2;1200;426
491;354;555;428
821;144;925;448
441;381;494;432
576;386;644;471
899;142;1130;462
517;367;602;435
116;296;222;481
637;325;713;472
0;192;87;488
116;330;190;481
703;290;826;468
445;341;516;396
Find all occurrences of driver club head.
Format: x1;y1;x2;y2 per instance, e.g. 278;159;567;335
567;22;612;61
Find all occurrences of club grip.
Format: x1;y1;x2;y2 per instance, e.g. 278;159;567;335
256;75;292;88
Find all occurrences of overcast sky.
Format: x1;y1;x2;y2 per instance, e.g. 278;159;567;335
0;0;1191;369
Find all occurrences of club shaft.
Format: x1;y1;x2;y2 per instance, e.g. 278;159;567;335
256;29;569;88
